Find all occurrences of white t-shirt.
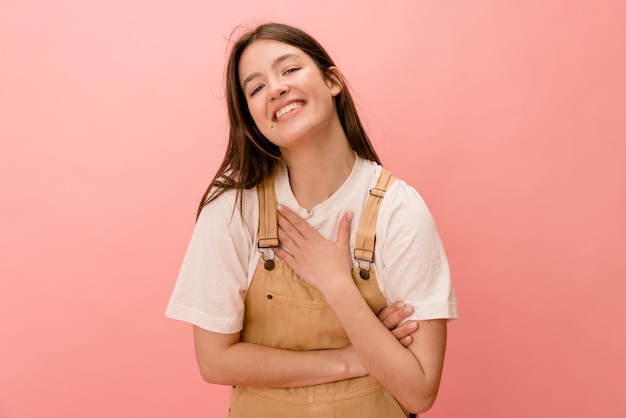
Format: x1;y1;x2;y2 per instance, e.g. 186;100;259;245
166;157;458;333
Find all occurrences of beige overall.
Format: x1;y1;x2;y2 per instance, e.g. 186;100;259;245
228;169;415;418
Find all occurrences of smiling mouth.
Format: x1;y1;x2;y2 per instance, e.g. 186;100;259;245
275;102;304;121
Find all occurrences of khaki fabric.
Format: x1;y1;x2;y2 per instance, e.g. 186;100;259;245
230;169;415;418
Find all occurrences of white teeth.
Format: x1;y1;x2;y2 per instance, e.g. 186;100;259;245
275;102;303;120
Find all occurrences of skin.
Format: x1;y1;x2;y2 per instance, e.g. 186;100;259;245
275;207;447;413
193;39;447;414
193;304;416;387
240;39;354;209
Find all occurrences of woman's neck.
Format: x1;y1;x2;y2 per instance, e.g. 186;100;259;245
282;139;356;212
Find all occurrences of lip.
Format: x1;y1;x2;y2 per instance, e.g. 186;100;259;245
272;99;305;122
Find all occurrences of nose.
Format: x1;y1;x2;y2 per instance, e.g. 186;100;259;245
269;82;289;101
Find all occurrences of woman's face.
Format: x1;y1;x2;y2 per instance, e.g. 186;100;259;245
238;39;342;150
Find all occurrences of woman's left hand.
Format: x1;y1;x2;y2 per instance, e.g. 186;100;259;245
378;302;419;347
274;204;354;295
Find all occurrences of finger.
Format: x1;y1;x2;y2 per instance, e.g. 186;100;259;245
379;303;414;329
391;321;419;341
378;302;406;324
277;205;314;239
336;211;353;248
277;215;309;255
277;231;295;255
277;219;300;252
399;335;413;347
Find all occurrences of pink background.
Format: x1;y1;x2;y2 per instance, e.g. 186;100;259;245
2;1;625;417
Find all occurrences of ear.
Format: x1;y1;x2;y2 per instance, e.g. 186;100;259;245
324;66;344;97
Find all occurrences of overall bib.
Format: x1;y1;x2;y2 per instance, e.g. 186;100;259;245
228;169;415;418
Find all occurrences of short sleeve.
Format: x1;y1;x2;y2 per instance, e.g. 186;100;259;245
165;191;254;333
376;182;458;321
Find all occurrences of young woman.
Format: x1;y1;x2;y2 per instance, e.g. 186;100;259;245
166;23;458;417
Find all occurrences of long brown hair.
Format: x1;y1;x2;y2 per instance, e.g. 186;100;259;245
197;23;381;218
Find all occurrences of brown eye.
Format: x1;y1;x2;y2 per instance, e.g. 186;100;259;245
284;67;300;75
250;85;263;97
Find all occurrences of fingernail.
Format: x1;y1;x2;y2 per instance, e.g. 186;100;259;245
403;306;413;314
277;204;284;212
346;211;353;222
408;321;417;329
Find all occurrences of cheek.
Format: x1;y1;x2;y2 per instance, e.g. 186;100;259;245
246;103;275;139
247;102;266;126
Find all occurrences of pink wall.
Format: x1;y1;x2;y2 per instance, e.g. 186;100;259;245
1;1;625;417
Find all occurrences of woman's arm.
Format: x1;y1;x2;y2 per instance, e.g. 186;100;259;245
193;327;365;387
275;206;447;414
192;303;418;388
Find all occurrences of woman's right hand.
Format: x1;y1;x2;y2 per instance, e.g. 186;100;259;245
378;302;419;347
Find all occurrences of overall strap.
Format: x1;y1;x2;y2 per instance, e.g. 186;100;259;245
257;176;279;249
354;168;396;264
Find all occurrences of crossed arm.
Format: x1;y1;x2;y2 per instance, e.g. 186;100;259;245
193;205;447;414
193;301;415;387
273;206;447;413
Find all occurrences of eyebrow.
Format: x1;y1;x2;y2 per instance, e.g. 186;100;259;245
241;53;299;92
